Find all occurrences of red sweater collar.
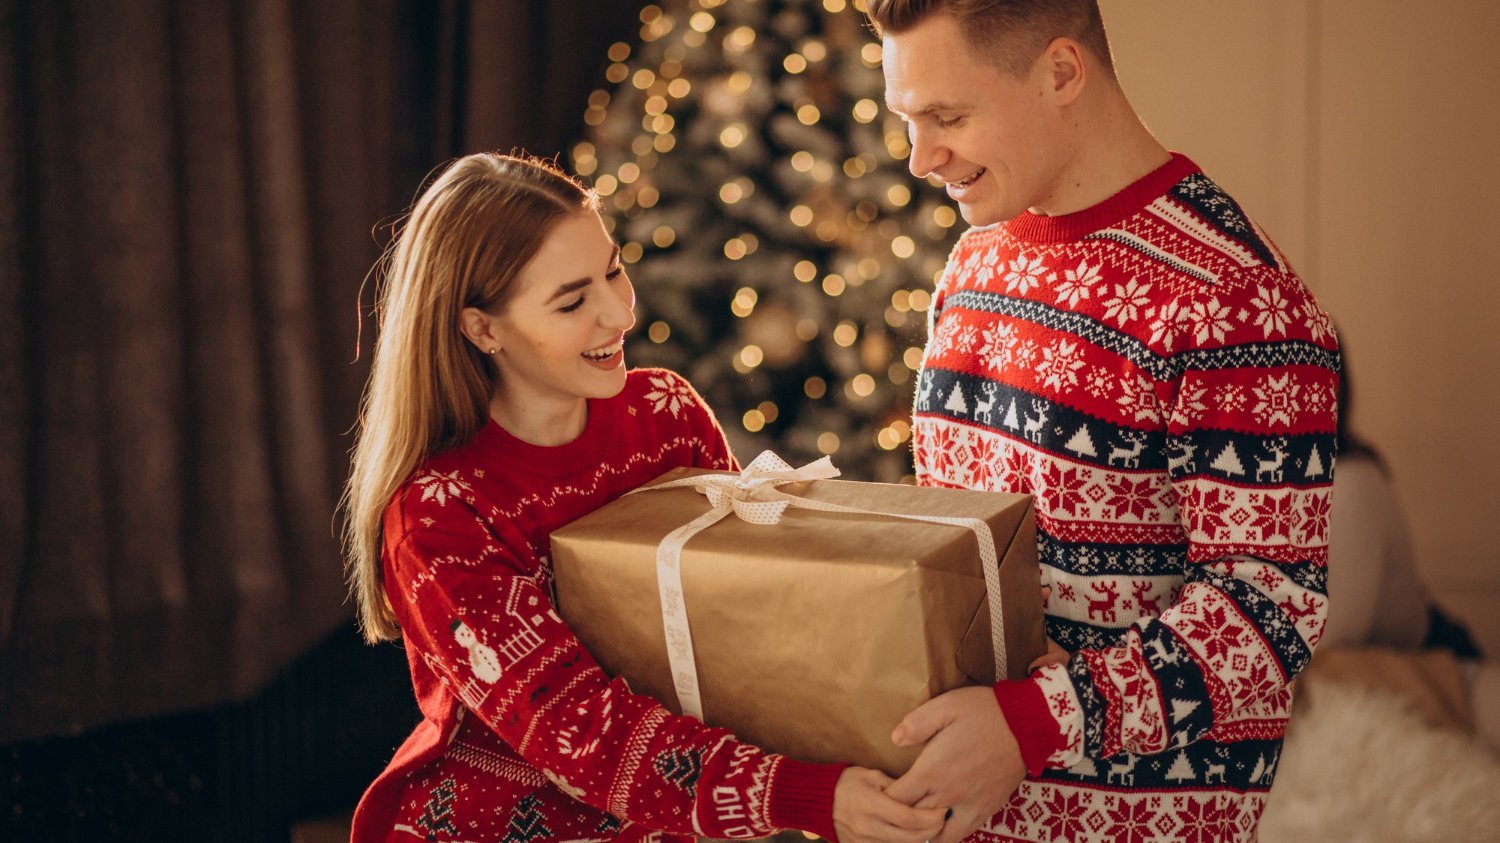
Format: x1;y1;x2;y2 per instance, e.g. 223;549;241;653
470;395;621;474
1003;151;1200;243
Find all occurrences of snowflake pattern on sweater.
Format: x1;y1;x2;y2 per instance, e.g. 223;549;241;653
912;154;1339;843
350;369;844;843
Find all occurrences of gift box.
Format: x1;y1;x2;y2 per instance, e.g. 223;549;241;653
550;455;1046;776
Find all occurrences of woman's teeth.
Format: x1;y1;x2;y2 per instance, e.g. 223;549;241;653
582;342;622;361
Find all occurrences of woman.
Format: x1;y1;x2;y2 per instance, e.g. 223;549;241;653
341;153;945;843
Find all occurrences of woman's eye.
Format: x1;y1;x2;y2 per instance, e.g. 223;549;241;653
606;266;625;281
558;296;586;313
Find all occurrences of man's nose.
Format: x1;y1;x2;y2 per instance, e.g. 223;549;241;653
906;122;946;179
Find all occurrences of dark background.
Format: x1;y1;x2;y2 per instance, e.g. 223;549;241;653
0;1;642;838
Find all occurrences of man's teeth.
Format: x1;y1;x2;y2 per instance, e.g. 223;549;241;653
951;168;985;187
582;342;622;360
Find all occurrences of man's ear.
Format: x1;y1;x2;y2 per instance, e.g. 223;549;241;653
1040;37;1087;106
459;306;503;356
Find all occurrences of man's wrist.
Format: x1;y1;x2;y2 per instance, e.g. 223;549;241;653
993;679;1066;776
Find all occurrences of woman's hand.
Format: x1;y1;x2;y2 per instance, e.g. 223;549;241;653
832;767;946;843
1030;586;1069;672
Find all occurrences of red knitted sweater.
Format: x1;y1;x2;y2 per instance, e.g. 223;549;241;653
350;368;845;843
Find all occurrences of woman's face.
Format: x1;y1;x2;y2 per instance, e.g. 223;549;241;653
490;209;637;412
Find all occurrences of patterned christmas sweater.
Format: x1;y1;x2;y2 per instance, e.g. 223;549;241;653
912;153;1339;842
350;369;845;843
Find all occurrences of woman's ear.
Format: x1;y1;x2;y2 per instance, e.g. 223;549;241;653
459;306;503;356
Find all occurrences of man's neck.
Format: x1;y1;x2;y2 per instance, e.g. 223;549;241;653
1031;94;1171;218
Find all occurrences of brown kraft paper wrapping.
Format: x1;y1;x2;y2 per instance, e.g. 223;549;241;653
551;466;1047;776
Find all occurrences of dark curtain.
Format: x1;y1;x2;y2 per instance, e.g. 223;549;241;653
0;0;641;744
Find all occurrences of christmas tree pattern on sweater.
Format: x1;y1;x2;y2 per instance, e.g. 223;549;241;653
913;154;1338;843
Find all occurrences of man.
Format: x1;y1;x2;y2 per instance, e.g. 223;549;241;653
869;2;1340;841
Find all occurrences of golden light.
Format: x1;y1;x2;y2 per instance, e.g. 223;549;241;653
637;186;660;208
796;319;819;341
909;289;932;311
790;151;815;172
891;235;916;258
720;183;745;205
588;91;609;109
648;321;671;343
724;237;748;260
683;29;705;48
621;242;643;263
608;42;632;62
640;5;662;23
904;346;924;370
850;373;876;397
893;419;912;441
595;174;619;196
858;257;881;280
886;133;911;159
606;63;629;84
631;135;653;156
815;220;840;242
731;287;758;316
833;320;858;347
822;274;847;297
804;376;827;399
644;95;668;115
667;78;691;98
652;225;675;248
652;114;675;134
891;290;911;311
727;26;756;51
852;99;879;123
888;361;911;384
803;40;827;63
843;157;868;178
817;432;841;455
742;409;766;433
727;71;753;93
933;205;958;227
758;401;780;423
823;0;847;12
887;184;912;207
633;68;657;90
811;161;835;183
615;163;638;184
740;232;759;254
653;134;676;153
861;42;882;66
661;59;683;79
784;54;808;74
740;344;764;368
794;260;817;283
789;205;814;227
575;156;598;176
796;104;821;125
720;123;747;148
877;427;901;451
884;307;907;328
690;11;715;32
584;106;606;127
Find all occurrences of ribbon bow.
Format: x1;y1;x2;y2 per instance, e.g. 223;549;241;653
632;451;1006;722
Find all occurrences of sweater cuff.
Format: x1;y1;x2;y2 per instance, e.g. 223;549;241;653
994;679;1067;777
768;757;847;843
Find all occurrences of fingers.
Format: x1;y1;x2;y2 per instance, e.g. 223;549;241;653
834;768;945;843
891;697;945;747
934;806;987;843
1028;636;1069;672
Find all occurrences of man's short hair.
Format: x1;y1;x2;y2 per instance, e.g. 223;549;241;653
866;0;1114;79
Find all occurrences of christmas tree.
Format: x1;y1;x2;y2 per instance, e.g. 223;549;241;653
574;0;960;482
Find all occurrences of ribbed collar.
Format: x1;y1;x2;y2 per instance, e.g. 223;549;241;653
1004;151;1200;244
470;395;622;475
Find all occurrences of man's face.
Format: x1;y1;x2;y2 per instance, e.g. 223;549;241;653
883;13;1064;226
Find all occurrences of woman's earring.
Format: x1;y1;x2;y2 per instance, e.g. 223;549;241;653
488;348;498;356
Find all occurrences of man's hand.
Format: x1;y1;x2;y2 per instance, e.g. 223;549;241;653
884;687;1027;843
832;767;947;843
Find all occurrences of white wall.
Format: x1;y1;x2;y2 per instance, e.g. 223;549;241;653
1102;0;1500;654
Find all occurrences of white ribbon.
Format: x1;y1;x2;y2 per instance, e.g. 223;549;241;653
629;450;1007;722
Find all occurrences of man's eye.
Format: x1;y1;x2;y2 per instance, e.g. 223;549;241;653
559;296;586;313
934;115;964;129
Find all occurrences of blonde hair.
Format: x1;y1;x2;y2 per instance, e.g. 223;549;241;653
866;0;1114;78
342;153;599;643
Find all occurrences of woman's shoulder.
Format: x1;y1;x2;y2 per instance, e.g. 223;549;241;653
620;366;712;419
